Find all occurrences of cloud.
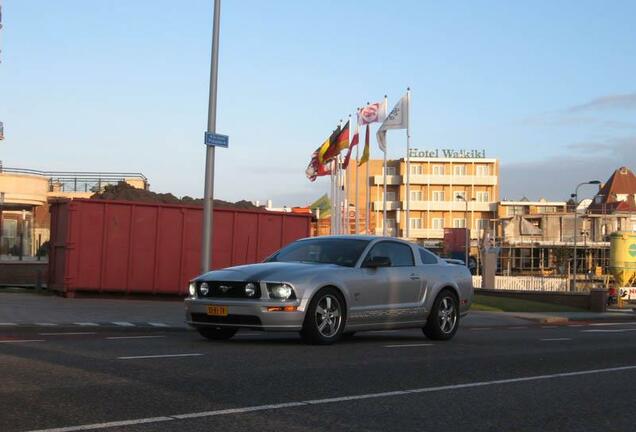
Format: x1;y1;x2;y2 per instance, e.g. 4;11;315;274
500;136;636;200
520;114;636;130
567;92;636;112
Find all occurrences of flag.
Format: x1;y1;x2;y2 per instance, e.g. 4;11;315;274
358;102;386;125
376;94;408;152
320;121;350;163
305;149;332;182
318;125;341;164
0;121;3;140
358;125;370;166
342;123;359;169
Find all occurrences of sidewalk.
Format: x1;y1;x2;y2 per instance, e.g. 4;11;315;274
0;290;634;330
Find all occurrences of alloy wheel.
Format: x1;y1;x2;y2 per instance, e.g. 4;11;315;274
438;296;457;334
314;294;342;338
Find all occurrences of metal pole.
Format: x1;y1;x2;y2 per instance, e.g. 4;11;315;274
355;114;360;234
405;88;411;239
572;180;600;291
201;0;221;273
465;199;469;267
382;95;388;236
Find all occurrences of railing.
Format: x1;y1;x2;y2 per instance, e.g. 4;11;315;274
473;275;571;292
1;167;149;192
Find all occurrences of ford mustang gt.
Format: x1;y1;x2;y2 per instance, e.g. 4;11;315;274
185;236;473;344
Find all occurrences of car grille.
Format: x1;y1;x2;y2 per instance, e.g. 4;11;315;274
196;281;261;299
190;313;262;326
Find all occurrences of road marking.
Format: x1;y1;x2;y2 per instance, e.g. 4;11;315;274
589;322;636;327
540;338;572;341
509;326;527;330
582;328;636;333
26;364;636;432
0;322;17;326
384;343;433;348
568;324;585;327
148;322;169;327
0;339;46;344
74;322;99;327
35;323;58;327
106;335;165;340
39;332;97;336
117;353;203;360
112;322;135;327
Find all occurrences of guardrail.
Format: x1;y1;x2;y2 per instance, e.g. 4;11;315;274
473;275;571;292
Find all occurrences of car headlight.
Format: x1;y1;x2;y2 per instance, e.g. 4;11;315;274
245;282;257;297
188;282;197;297
267;283;295;300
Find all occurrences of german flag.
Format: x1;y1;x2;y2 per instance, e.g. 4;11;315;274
318;125;341;164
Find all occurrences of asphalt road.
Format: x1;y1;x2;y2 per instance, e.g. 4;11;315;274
2;321;636;432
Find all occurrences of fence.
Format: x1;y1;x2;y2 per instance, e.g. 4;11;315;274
473;275;571;292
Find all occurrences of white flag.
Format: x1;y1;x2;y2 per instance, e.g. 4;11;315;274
358;101;387;125
376;94;408;152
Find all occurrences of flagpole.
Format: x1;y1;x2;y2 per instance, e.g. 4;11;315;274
405;87;411;240
330;160;335;235
354;110;360;235
382;95;388;237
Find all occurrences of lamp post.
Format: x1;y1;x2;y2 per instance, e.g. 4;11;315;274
572;180;601;291
456;194;475;268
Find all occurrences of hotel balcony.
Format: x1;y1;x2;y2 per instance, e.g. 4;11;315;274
408;174;498;185
403;201;494;212
372;200;401;211
372;175;402;185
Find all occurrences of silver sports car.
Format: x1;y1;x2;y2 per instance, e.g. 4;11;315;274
185;235;473;344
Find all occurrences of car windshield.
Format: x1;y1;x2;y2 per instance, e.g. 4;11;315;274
266;238;370;267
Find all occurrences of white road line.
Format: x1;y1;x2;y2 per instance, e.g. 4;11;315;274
74;322;99;327
35;323;58;327
39;332;97;336
117;353;203;360
25;364;636;432
0;339;46;344
384;343;433;348
540;338;572;341
106;335;165;340
568;324;585;327
0;322;17;326
589;322;636;327
112;322;135;327
147;322;169;327
582;328;636;333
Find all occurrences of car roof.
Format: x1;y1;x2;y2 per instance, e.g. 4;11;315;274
297;235;413;243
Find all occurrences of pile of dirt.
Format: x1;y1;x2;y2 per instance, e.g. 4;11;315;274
90;182;262;210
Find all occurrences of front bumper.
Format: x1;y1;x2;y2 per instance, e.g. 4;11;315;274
184;297;305;331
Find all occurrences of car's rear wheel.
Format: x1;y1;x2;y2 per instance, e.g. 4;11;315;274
301;288;346;345
197;326;238;340
423;289;459;340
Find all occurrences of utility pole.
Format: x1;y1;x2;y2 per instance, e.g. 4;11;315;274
201;0;221;273
572;180;600;291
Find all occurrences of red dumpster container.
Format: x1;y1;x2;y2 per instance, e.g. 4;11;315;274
48;199;312;296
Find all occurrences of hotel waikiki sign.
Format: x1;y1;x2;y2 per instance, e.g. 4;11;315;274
409;148;486;158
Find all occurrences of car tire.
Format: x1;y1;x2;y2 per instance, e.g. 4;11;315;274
423;289;459;341
300;287;346;345
197;326;238;340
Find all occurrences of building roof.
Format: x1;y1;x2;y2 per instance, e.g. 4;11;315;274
589;166;636;213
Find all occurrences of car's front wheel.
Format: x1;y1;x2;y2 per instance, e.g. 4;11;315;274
301;288;346;345
423;289;459;340
197;326;237;340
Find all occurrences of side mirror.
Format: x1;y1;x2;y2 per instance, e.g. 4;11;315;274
364;256;391;268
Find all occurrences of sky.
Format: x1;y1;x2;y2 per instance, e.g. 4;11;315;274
1;0;635;206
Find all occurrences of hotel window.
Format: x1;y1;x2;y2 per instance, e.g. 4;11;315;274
384;191;396;202
432;165;444;175
476;191;490;202
410;165;423;175
454;191;465;201
476;165;490;176
476;219;489;230
432;191;445;201
384;166;396;176
384;219;396;229
432;218;444;229
453;218;466;228
453;165;466;176
410;218;422;229
506;205;525;216
410;190;423;201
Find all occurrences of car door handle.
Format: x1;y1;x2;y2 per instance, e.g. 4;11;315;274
409;273;420;280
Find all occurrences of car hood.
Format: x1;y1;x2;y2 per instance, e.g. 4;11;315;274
196;261;341;282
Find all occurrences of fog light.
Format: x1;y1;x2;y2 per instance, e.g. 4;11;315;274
245;283;257;297
200;282;210;296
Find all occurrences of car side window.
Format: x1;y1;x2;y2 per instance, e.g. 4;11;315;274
418;248;439;264
364;241;415;267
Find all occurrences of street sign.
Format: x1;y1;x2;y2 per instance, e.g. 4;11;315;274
204;132;229;148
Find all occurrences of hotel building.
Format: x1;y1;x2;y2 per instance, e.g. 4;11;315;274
345;149;499;246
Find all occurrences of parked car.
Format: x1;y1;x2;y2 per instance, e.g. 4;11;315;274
185;236;474;345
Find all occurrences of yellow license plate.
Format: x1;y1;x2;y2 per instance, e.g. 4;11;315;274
207;305;228;316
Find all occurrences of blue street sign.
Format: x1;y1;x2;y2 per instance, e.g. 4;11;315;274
204;132;229;148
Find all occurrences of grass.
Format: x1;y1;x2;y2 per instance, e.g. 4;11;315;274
471;294;587;313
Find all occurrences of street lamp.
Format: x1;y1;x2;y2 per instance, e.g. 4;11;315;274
456;194;475;268
572;180;601;291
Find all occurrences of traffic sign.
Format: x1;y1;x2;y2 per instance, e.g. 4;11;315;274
204;132;229;148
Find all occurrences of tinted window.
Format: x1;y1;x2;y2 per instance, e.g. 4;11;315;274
418;248;439;264
267;238;370;267
364;241;414;267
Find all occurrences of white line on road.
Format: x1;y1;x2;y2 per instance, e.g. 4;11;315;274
74;323;99;327
147;322;169;327
106;335;165;340
39;332;97;336
117;353;203;360
589;322;636;327
582;328;636;333
0;339;46;344
112;322;135;327
25;364;636;432
35;323;58;327
0;322;17;326
568;324;585;327
384;343;433;348
540;338;572;341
